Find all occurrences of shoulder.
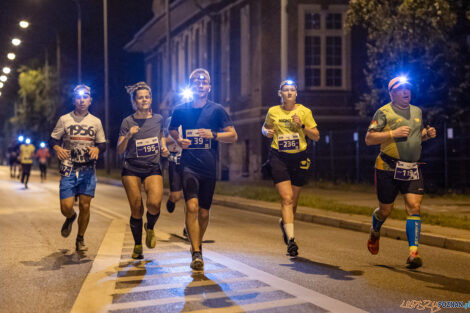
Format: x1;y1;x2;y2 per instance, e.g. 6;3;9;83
87;113;102;122
267;105;281;114
121;115;133;124
410;104;422;114
207;101;226;112
152;113;163;122
297;104;312;114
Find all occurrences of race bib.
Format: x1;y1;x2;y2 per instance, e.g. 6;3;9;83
60;159;73;177
136;137;159;158
168;153;181;164
186;129;211;149
394;161;419;181
278;133;300;151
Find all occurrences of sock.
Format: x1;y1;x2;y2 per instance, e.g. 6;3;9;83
146;211;160;230
372;208;386;233
406;215;421;252
284;223;294;240
76;234;84;242
130;217;143;245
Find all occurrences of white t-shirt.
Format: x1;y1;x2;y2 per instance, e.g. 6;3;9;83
51;111;106;163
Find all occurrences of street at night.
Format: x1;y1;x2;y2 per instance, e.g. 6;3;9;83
0;167;469;313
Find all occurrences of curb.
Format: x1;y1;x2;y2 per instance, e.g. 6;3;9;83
96;176;470;254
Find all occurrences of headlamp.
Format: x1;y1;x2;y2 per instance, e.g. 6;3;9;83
40;142;46;148
25;138;31;144
181;87;194;101
18;135;24;142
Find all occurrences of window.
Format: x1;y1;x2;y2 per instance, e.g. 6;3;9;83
298;5;350;90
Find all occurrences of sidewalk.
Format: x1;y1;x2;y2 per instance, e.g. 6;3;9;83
96;176;470;254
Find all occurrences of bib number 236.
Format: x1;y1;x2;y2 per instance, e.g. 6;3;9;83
278;133;300;151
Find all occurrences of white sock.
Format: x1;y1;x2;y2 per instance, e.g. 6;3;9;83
283;223;294;240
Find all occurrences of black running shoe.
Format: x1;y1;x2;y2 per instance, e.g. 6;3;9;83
287;238;299;257
166;199;176;213
279;218;288;245
61;213;77;238
75;239;88;252
190;251;204;270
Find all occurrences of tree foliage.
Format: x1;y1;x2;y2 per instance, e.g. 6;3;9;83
11;66;60;139
346;0;470;122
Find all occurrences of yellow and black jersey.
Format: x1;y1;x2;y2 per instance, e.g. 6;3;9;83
265;104;317;154
19;144;35;164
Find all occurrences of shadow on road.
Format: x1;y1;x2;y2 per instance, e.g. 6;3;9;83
20;249;91;270
280;257;364;281
166;233;215;245
377;265;470;294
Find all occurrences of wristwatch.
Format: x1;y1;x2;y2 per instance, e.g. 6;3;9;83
301;124;305;129
211;130;218;140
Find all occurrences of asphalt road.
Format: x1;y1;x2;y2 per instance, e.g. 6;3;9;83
0;166;469;313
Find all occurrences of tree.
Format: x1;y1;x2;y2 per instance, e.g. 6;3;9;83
346;0;470;122
11;65;61;139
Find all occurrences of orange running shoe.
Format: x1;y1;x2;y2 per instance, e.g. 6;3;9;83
367;229;380;255
406;251;423;269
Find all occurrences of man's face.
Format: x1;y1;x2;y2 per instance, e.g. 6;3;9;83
190;75;211;99
74;92;92;110
390;86;411;106
280;85;297;103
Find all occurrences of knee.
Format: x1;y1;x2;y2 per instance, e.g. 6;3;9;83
199;209;210;220
281;195;294;207
147;200;161;213
170;193;181;202
407;203;421;215
130;198;142;211
79;202;90;212
377;205;393;218
186;202;198;214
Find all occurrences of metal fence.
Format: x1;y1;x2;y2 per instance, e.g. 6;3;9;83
308;121;470;192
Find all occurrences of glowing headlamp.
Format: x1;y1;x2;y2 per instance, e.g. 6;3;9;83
388;76;412;92
40;142;46;148
18;135;24;142
180;87;194;101
25;138;31;144
280;79;297;89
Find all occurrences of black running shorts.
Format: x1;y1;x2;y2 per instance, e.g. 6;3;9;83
21;163;32;174
169;161;183;192
182;171;216;210
375;168;424;204
122;164;162;181
269;148;310;186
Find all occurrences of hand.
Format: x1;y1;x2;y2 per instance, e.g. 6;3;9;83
197;129;213;139
426;125;436;139
87;146;100;160
55;147;70;161
265;128;275;138
292;114;302;128
127;126;140;138
161;145;170;157
177;138;192;149
392;126;410;138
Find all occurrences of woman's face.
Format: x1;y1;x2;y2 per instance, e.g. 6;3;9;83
133;89;152;111
280;85;297;103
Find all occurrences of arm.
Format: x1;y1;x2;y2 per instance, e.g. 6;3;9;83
304;127;320;142
214;126;237;143
160;136;169;157
365;126;410;146
261;122;275;138
49;137;70;161
170;129;191;149
421;125;436;142
117;126;139;155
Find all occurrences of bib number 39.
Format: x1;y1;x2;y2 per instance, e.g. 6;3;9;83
278;133;300;152
136;137;160;158
186;129;211;149
394;161;419;181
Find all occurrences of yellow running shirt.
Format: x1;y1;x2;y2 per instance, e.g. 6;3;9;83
265;104;317;154
19;144;35;164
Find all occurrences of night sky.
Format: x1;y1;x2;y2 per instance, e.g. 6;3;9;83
0;0;154;143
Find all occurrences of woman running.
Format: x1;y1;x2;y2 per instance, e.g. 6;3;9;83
118;82;169;259
261;80;320;256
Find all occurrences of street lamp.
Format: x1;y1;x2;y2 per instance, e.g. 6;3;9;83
0;75;7;82
3;67;11;74
19;20;29;29
0;82;3;88
7;53;16;60
12;38;21;46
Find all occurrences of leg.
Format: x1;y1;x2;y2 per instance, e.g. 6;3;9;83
167;162;183;213
276;180;294;224
169;191;183;203
403;193;423;268
197;178;216;244
77;194;92;237
185;198;201;252
122;175;145;258
291;185;302;215
143;175;163;249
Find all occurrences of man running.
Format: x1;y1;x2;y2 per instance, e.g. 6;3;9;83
169;68;237;270
19;138;35;189
365;76;436;268
7;140;20;178
50;84;106;252
35;142;51;182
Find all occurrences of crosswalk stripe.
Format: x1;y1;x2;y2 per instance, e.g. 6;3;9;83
184;298;307;313
114;267;233;282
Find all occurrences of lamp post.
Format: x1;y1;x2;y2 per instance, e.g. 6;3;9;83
72;0;82;83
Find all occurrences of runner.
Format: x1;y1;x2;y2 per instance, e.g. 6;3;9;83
261;80;320;257
169;68;237;270
50;84;107;252
35;142;51;182
117;82;169;259
7;140;20;178
365;76;436;269
19;138;35;189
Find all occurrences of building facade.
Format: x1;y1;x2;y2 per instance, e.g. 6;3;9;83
125;0;368;180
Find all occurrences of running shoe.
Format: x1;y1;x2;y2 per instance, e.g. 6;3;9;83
367;228;380;255
183;227;188;238
144;223;156;249
75;240;88;252
287;238;299;256
279;218;288;245
190;251;204;270
61;213;77;238
406;251;423;269
132;244;143;259
166;199;176;213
